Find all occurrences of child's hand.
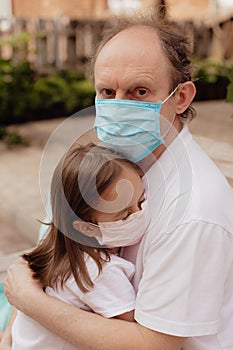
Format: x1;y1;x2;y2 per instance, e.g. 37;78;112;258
108;247;120;255
4;261;43;313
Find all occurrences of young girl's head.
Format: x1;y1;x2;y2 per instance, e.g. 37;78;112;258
24;142;145;292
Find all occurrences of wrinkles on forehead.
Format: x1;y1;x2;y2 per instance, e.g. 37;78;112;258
94;26;172;96
95;25;164;66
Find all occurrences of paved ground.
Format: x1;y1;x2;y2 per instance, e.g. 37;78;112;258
189;100;233;186
0;100;233;279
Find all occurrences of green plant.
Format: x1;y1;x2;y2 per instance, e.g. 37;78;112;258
193;58;230;84
0;127;29;149
33;75;71;111
0;126;7;139
68;80;95;112
0;32;30;50
192;58;233;102
4;130;29;149
32;73;95;117
0;60;36;124
0;31;96;124
226;70;233;103
0;60;95;125
56;69;95;112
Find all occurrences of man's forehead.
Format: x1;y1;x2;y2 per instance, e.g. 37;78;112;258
95;28;164;72
109;25;158;42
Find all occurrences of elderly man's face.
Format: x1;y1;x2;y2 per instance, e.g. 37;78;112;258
94;25;178;127
94;26;173;101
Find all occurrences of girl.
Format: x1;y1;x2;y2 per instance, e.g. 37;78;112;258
11;142;150;350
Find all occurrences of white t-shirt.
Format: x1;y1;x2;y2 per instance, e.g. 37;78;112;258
12;254;135;350
123;125;233;350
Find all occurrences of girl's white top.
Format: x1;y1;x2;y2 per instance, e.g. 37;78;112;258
12;253;136;350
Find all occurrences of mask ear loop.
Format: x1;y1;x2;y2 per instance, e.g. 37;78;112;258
160;84;181;140
162;84;181;105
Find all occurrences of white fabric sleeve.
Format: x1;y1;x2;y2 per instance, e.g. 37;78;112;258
68;255;136;318
135;221;229;337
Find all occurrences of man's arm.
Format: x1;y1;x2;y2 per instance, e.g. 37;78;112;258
16;290;184;350
115;310;135;322
4;262;185;350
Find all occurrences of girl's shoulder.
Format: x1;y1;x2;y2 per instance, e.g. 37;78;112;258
85;252;135;281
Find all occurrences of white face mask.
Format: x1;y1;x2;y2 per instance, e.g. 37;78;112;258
91;201;150;248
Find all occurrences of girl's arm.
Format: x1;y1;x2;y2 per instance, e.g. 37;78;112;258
4;261;185;350
0;308;17;350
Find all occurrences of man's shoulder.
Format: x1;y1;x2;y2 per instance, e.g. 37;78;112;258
144;124;233;239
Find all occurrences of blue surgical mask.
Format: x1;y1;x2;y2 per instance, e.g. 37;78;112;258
94;87;178;162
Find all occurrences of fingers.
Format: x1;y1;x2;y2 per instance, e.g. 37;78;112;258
4;261;30;301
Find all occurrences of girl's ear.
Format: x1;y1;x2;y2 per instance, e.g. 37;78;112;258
73;220;100;237
175;81;196;115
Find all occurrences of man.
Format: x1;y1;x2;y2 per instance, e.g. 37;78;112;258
3;8;233;350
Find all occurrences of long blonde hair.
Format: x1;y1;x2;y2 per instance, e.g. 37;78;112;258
23;143;142;292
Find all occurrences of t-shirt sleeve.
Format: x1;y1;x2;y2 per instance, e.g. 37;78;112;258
69;255;136;318
135;221;229;337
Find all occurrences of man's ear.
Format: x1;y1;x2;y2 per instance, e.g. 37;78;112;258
175;81;196;115
73;220;100;237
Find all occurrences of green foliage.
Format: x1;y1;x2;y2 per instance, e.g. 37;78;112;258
0;126;7;139
70;80;97;110
193;58;233;102
226;70;233;103
193;58;232;84
4;131;29;149
33;75;71;113
0;60;95;125
0;32;30;49
0;125;29;149
0;60;35;124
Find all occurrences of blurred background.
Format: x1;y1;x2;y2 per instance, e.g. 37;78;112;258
0;0;233;124
0;0;233;269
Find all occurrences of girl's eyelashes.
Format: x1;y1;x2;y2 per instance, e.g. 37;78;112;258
122;212;130;221
122;198;145;220
138;197;145;209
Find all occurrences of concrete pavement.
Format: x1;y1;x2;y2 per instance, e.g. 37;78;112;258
190;100;233;187
0;100;233;279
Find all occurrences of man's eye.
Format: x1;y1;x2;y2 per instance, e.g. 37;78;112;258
131;88;148;99
136;89;147;96
103;89;114;97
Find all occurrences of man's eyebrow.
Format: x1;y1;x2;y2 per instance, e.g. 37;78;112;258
129;82;149;88
95;82;111;89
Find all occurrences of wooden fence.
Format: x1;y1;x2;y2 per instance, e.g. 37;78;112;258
0;16;232;75
0;18;105;75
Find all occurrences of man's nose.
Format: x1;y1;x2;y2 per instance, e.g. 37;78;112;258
115;90;129;100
